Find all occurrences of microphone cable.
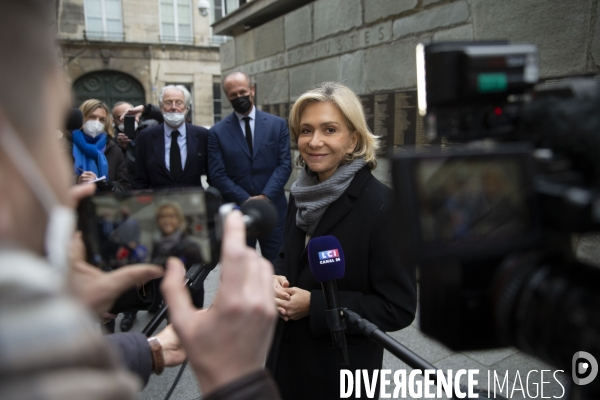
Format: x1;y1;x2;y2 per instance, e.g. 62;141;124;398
164;359;188;400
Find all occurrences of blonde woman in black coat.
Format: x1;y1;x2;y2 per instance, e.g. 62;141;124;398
266;82;417;399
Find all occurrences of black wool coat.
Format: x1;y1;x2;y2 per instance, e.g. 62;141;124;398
266;166;417;400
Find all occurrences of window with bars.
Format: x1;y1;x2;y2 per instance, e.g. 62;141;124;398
84;0;124;41
213;81;222;124
210;0;230;45
160;0;194;44
212;0;250;21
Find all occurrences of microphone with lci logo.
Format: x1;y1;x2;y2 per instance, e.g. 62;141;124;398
308;235;350;365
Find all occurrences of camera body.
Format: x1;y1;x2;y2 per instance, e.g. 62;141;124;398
416;41;538;143
77;188;221;312
393;42;600;375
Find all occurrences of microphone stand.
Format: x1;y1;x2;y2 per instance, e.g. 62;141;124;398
342;308;504;400
142;263;213;337
322;281;350;365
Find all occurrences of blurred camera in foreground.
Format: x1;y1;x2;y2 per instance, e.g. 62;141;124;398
393;41;600;396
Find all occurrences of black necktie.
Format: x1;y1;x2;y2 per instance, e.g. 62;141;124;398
170;130;182;180
243;116;253;155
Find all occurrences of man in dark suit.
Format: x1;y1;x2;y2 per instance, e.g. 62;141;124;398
208;72;292;263
133;85;209;190
129;85;208;332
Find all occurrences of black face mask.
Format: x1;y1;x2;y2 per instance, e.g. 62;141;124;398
231;95;253;114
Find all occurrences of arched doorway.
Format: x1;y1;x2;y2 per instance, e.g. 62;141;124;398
73;70;145;109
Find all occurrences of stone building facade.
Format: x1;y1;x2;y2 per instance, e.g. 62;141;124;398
57;0;223;126
215;0;600;184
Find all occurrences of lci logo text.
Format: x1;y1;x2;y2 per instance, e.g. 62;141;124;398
573;351;598;386
318;249;340;264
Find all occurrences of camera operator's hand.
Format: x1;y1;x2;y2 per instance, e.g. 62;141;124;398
120;105;144;122
161;211;277;396
155;324;187;367
117;132;131;149
67;185;163;315
68;181;96;206
68;239;163;315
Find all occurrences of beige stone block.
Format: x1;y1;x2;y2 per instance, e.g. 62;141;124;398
254;17;285;59
472;0;593;77
235;31;255;65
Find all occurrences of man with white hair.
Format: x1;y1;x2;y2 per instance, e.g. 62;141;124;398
133;85;209;189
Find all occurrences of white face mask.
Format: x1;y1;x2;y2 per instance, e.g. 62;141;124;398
0;122;75;273
118;121;138;133
163;112;186;128
82;120;105;138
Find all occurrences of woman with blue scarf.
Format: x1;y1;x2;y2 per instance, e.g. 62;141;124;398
71;99;129;191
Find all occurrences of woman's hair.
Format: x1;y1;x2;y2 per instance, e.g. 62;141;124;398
79;99;114;137
155;202;186;232
288;82;380;170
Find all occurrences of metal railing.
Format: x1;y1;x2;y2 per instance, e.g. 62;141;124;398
84;30;126;42
210;35;230;45
159;35;195;45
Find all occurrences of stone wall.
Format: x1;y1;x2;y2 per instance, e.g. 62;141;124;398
220;0;600;185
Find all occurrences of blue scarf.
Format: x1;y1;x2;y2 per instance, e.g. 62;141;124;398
72;129;109;179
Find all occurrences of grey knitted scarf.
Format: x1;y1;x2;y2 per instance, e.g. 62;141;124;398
291;158;366;236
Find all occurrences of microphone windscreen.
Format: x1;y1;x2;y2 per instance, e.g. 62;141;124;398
241;199;278;237
66;108;83;131
307;236;345;282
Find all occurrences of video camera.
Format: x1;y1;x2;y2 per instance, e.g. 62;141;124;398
392;41;600;394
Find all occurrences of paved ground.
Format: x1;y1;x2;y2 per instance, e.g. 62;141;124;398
122;260;570;400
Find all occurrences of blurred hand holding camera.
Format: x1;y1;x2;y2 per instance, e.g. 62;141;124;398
67;184;163;316
155;324;187;367
117;132;132;149
161;210;277;396
68;231;163;316
120;104;145;122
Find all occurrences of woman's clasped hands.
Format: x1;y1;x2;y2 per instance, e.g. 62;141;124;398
273;275;310;321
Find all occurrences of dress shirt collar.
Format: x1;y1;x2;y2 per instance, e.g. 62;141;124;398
164;122;187;138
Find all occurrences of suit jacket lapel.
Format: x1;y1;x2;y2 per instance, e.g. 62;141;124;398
183;123;197;173
252;110;268;159
225;112;251;159
152;125;169;175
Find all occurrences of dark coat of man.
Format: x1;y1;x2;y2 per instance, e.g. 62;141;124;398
266;166;417;400
208;109;292;262
133;122;209;190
